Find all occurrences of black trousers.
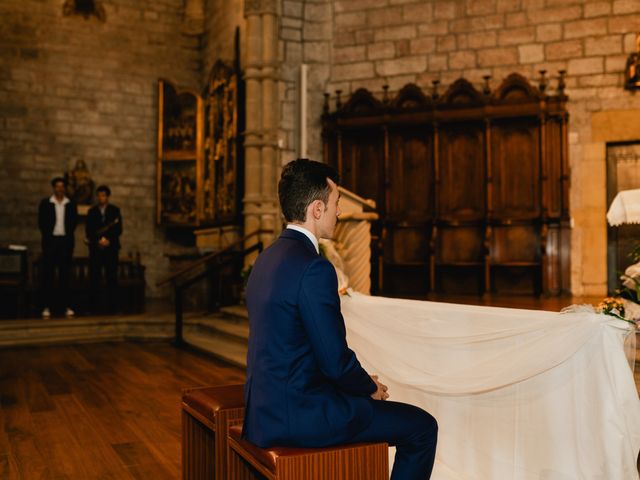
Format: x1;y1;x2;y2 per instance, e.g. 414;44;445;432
89;247;119;313
42;236;74;310
349;399;438;480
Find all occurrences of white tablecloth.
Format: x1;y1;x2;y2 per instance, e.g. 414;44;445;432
342;293;640;479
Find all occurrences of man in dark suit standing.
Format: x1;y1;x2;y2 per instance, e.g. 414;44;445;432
243;159;438;479
85;185;122;314
38;176;78;318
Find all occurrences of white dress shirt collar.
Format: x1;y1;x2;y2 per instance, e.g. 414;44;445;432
49;195;70;236
286;224;319;254
49;195;70;206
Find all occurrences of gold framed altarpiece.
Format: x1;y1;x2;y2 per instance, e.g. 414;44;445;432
157;60;242;227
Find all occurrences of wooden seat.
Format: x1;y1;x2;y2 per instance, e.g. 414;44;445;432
182;384;245;480
227;424;388;480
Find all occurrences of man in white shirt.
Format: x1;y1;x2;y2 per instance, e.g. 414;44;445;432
38;177;78;318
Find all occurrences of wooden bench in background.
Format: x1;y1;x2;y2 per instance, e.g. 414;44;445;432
0;246;28;318
0;253;146;318
227;424;389;480
182;384;245;480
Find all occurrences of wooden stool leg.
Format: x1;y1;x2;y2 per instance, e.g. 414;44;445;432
214;409;244;479
227;443;266;480
182;410;214;479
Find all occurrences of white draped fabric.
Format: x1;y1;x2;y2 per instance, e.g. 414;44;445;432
341;292;640;480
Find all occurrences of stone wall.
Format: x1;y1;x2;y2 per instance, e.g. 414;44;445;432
278;0;333;166
203;0;245;81
0;0;201;296
316;0;640;296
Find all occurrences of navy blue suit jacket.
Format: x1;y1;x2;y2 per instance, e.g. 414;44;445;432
243;228;377;448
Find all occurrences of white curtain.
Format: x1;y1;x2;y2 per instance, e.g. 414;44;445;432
342;293;640;480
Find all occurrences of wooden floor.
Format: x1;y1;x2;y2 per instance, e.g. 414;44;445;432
0;342;244;479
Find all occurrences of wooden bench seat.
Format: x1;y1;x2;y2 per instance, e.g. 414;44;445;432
227;424;388;480
182;384;245;480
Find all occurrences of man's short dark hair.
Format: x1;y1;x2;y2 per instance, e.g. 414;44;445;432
96;185;111;196
51;176;65;187
278;158;340;223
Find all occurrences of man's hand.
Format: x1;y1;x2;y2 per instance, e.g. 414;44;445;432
99;237;110;248
370;374;389;401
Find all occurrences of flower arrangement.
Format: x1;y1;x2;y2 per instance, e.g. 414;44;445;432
596;297;626;320
596;245;640;326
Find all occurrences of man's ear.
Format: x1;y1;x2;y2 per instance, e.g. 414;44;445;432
310;199;324;220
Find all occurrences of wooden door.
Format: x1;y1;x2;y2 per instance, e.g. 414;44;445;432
607;142;640;292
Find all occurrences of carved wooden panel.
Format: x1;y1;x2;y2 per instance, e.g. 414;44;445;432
436;226;485;264
388;128;433;221
545;118;564;218
438;123;485;220
340;130;385;206
490;118;540;219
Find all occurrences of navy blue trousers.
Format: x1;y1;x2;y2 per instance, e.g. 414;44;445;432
349;399;438;480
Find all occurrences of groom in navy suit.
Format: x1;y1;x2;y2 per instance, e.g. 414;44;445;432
243;158;438;479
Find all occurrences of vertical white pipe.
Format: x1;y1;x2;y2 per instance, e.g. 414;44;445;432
299;63;308;159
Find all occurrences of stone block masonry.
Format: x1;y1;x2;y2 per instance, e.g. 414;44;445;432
0;0;201;296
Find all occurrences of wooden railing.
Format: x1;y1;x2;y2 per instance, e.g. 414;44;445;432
157;229;273;345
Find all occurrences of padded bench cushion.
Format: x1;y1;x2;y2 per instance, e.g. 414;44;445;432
182;384;244;423
228;424;383;473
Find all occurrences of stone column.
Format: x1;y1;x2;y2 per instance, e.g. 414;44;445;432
260;7;279;246
243;0;280;258
243;5;262;247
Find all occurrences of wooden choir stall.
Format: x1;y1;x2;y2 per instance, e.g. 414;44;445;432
322;73;571;298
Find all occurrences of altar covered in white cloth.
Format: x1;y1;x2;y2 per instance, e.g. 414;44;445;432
341;292;640;480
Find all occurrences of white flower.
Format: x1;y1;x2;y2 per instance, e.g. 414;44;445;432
621;261;640;289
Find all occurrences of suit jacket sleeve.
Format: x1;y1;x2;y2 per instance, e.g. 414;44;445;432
298;258;377;397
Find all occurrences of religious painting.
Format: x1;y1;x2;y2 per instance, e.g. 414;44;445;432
156;59;242;227
156;80;203;226
203;60;241;224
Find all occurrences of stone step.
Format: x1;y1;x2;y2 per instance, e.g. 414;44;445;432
183;329;248;369
0;312;175;348
181;309;249;367
220;304;249;320
185;314;249;343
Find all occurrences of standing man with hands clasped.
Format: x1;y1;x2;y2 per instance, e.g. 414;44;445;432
242;158;438;479
86;185;122;314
